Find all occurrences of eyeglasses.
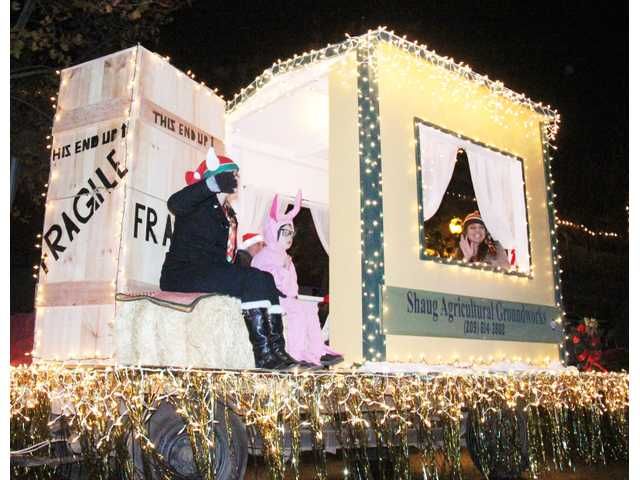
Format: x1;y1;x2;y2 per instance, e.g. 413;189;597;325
278;228;296;238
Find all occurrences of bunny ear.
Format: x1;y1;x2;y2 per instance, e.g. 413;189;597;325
206;147;220;171
285;190;302;219
269;194;279;220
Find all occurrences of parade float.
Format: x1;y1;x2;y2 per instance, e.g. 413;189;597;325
11;28;627;479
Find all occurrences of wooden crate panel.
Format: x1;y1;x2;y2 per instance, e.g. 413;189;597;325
38;192;122;284
119;188;173;292
55;48;136;133
48;120;130;200
126;119;211;201
138;48;225;141
33;304;115;363
36;45;227;364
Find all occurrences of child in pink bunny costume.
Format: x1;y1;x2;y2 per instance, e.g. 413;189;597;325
251;191;343;367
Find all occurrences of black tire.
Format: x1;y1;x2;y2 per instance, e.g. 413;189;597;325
130;400;248;480
466;409;529;480
48;415;84;480
366;447;394;478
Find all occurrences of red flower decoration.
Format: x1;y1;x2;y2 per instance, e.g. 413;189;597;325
577;351;588;362
572;335;581;344
576;324;586;334
185;160;208;186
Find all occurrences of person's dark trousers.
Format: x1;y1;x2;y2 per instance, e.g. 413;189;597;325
161;259;280;305
235;249;253;268
161;259;304;369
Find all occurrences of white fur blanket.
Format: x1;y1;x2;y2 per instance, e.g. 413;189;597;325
114;293;254;369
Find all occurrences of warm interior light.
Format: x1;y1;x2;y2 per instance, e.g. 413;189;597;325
449;217;463;235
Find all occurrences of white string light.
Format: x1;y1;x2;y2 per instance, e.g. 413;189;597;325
555;217;623;238
34;28;624;367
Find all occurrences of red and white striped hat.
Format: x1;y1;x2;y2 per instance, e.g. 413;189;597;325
241;232;264;249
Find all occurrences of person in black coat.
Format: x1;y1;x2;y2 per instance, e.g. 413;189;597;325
160;149;305;370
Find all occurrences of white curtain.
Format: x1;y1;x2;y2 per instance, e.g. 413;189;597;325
466;144;529;272
234;185;275;241
309;205;330;254
278;197;289;217
271;195;331;256
417;122;530;272
417;123;459;221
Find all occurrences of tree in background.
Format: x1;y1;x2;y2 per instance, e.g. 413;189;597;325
10;0;192;311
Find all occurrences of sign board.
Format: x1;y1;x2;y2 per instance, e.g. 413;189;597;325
382;286;562;344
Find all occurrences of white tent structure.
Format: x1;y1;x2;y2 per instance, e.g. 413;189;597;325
212;28;564;366
226;58;338;250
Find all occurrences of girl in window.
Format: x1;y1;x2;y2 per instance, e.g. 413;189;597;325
457;211;510;269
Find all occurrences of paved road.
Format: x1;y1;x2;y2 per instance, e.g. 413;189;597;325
245;449;628;479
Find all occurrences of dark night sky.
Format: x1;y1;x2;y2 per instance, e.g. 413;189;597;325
157;0;628;232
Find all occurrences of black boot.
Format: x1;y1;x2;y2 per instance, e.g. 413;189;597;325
242;308;288;370
320;353;344;367
265;312;315;369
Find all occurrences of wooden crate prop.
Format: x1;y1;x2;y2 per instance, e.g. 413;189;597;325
34;46;231;366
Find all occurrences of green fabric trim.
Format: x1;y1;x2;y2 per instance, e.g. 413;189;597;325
213;163;239;174
203;163;239;180
357;42;386;362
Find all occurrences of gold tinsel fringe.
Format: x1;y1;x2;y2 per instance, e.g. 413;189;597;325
10;365;628;479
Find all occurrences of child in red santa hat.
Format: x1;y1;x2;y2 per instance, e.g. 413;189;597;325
236;232;266;267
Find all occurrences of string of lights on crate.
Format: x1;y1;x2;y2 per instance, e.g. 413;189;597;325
32;46;226;286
